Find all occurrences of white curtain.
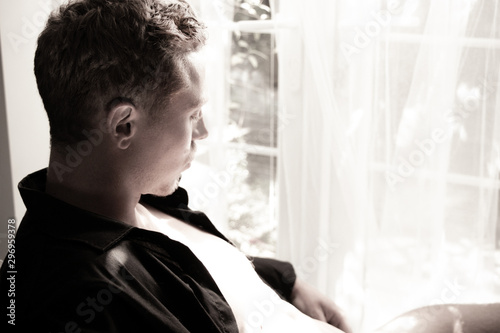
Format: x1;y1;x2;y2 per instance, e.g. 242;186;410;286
275;0;500;331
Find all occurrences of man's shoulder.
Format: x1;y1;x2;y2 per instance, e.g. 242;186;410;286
1;222;238;333
10;224;134;289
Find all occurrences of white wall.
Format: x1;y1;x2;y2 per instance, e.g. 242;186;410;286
0;0;54;223
0;35;14;261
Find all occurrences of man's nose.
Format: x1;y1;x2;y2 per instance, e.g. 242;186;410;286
193;117;208;140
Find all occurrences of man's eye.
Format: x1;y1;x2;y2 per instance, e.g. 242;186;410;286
191;112;202;121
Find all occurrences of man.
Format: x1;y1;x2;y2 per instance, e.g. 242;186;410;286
1;0;350;332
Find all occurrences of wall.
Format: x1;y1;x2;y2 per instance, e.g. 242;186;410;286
0;36;15;261
0;0;53;259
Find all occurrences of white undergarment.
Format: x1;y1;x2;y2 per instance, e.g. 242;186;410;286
135;203;339;333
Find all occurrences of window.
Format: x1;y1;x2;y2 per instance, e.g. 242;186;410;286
187;1;500;329
183;0;279;257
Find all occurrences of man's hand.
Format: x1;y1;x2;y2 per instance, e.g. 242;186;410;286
290;278;352;333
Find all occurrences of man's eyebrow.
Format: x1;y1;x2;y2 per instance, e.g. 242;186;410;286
190;97;208;110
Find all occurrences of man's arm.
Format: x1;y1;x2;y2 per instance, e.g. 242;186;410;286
290;278;352;333
252;257;352;332
251;257;297;301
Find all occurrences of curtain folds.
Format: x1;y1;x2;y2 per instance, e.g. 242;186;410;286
276;0;500;331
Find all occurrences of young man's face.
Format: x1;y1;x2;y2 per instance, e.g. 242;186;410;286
132;53;208;196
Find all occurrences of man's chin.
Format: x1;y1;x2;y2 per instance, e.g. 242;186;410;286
147;177;181;197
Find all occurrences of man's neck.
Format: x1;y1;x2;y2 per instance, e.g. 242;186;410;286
46;157;141;226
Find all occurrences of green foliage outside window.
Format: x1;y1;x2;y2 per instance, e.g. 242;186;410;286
226;0;278;257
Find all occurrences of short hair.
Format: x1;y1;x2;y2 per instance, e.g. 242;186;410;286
34;0;206;146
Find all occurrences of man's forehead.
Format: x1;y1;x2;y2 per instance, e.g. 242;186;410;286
181;53;207;105
186;52;206;82
169;76;207;111
190;95;208;109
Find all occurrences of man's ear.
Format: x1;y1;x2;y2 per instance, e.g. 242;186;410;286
107;104;138;149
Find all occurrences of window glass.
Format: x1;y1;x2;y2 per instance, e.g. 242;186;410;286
227;0;278;256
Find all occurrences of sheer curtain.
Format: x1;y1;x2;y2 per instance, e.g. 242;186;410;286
275;0;500;331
